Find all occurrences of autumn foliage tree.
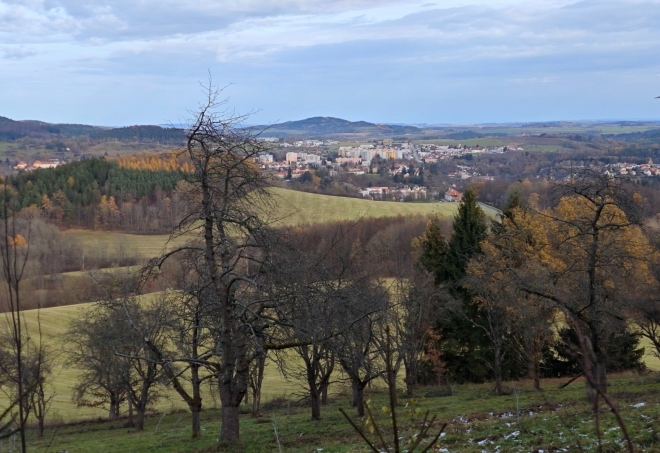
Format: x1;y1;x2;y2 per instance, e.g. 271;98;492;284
470;171;653;398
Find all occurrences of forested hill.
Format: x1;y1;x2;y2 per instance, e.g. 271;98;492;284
0;114;420;142
0;116;185;143
1;158;186;232
253;116;420;137
89;125;186;144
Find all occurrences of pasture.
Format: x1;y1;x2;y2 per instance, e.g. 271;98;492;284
2;301;300;423
65;188;459;258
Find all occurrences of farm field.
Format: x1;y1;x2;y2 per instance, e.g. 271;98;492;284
65;187;459;258
268;187;458;226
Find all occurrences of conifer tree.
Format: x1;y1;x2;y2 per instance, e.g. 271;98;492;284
418;189;492;383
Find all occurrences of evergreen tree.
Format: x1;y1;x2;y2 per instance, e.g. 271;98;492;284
442;189;488;283
418;189;493;383
417;217;449;285
418;189;488;285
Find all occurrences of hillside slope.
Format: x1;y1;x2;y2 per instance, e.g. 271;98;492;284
66;188;458;257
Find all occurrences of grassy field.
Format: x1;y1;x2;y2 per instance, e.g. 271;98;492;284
7;298;660;419
65;188;458;258
14;371;660;452
269;187;457;226
2;301;300;424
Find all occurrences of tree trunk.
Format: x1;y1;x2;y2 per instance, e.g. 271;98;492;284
190;364;203;438
310;387;321;421
190;401;202;439
109;391;120;419
352;381;365;417
594;355;608;395
532;339;541;390
136;407;145;431
252;354;265;417
494;346;503;395
252;387;261;417
320;381;329;405
388;368;398;406
221;406;240;441
127;397;134;427
404;358;417;398
351;381;359;407
38;417;44;439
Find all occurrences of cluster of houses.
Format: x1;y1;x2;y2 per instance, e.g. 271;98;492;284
603;160;660;177
265;139;338;148
14;159;62;171
358;185;429;201
338;143;412;165
358;185;464;203
417;144;523;162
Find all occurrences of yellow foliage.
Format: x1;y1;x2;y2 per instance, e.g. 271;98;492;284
10;234;27;247
113;151;193;173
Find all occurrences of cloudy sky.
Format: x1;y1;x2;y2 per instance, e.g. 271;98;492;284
1;0;660;126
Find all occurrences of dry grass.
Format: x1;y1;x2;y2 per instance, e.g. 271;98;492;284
0;300;300;423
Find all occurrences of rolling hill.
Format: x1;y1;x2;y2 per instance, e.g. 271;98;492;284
66;187;458;258
254;116;420;137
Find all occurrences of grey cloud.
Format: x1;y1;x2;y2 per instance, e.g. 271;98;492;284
2;47;38;59
1;0;403;42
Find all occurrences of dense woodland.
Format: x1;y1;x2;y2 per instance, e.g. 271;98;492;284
1;157;187;232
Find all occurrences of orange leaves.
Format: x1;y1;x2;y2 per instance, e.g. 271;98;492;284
9;234;27;247
113;151;193;173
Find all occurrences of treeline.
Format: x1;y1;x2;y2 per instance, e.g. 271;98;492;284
1;158;187;232
89;125;186;144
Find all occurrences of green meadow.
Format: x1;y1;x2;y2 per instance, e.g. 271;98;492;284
65;187;458;258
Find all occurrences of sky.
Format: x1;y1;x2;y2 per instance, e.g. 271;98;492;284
1;0;660;126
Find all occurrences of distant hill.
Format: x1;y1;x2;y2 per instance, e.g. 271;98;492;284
90;125;186;144
0;116;185;144
253;116;420;137
445;130;508;140
604;128;660;142
0;115;421;142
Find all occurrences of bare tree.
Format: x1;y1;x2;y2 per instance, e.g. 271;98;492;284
106;297;170;431
142;83;389;440
269;222;388;421
66;305;131;420
142;84;286;442
25;339;54;439
0;184;36;451
73;278;170;432
331;282;389;417
391;271;439;398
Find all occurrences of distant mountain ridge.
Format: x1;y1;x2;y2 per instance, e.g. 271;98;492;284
252;116;419;137
0;115;420;142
